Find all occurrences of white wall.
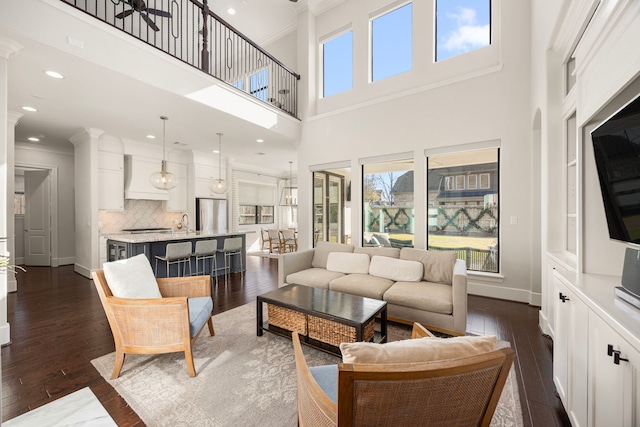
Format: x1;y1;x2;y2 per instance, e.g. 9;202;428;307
296;0;536;302
14;143;75;265
236;170;279;251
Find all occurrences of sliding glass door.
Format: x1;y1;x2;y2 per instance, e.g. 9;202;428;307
313;170;348;246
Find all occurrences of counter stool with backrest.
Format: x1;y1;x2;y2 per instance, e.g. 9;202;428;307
220;237;243;282
155;241;192;277
191;239;219;286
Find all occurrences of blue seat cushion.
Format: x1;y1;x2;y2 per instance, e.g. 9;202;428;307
188;297;213;338
309;364;338;403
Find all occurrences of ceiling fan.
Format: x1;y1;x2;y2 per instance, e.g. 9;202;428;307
115;0;172;32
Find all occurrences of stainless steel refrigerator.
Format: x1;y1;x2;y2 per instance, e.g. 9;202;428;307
196;198;228;233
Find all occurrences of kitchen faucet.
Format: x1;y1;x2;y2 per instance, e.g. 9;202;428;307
181;213;191;232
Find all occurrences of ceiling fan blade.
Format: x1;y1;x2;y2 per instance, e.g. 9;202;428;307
146;8;172;18
115;9;135;19
141;13;160;32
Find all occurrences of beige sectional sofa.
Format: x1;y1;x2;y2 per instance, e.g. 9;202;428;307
277;241;468;334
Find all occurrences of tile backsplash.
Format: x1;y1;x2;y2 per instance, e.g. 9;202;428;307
99;200;184;234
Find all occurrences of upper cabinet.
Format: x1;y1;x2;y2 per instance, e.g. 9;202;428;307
163;162;188;212
98;150;124;211
193;163;226;199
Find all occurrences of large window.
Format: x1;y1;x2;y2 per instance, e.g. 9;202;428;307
427;148;499;273
362;159;414;248
322;30;353;97
371;3;412;82
435;0;490;62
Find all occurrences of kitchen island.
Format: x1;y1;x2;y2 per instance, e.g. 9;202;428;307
104;231;250;278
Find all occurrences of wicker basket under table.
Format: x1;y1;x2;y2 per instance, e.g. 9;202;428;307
308;315;375;346
267;304;308;335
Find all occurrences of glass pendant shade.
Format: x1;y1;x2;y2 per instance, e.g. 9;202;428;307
150;160;179;190
150;116;179;190
210;133;227;194
280;161;298;206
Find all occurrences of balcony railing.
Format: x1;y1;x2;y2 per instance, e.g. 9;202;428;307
61;0;299;118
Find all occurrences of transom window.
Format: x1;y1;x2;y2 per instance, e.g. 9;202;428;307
322;30;353;97
371;3;413;82
436;0;491;62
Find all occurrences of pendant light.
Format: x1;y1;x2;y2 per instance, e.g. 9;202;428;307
149;116;179;190
209;133;227;194
280;161;298;206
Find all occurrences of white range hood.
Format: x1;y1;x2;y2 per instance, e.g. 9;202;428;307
124;155;170;200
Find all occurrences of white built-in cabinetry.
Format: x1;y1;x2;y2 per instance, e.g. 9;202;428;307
551;267;640;427
193;163;226;199
163;161;188;212
98;149;124;211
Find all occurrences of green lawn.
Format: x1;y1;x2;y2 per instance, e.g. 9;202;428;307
387;233;497;250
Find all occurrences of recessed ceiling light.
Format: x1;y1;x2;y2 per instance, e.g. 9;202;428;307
227;8;236;14
22;106;37;112
44;70;64;79
28;137;40;142
146;135;156;139
213;149;220;154
256;139;264;143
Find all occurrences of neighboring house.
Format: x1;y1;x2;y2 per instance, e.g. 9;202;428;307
427;164;499;207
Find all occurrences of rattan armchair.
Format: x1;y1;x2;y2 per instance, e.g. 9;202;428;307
92;270;215;379
293;323;515;427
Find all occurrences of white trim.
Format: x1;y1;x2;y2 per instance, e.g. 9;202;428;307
424;139;501;157
468;281;532;304
309;160;351;172
0;323;10;345
358;151;413;165
56;257;75;266
75;263;92;279
15;141;73;156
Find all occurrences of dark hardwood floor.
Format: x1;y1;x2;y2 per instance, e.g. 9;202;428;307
2;256;571;426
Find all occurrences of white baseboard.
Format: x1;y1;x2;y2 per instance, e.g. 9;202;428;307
0;323;10;345
7;278;17;293
74;263;92;279
56;257;75;266
468;281;535;304
529;292;542;307
15;257;24;265
539;311;554;338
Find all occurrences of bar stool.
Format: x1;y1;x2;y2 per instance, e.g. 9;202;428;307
155;241;192;277
220;237;243;282
191;239;219;286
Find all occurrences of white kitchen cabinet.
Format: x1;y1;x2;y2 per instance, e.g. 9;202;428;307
552;271;589;427
194;163;226;198
98;151;124;211
589;312;640;427
163;162;187;212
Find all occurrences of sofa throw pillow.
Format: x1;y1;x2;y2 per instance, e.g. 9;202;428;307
326;252;370;274
368;256;423;282
400;248;457;284
340;335;497;364
311;241;354;269
103;253;162;299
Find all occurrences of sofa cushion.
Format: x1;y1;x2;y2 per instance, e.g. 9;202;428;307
103;253;162;299
354;246;400;259
400;248;457;284
286;268;344;289
309;364;338;404
311;241;354;269
329;274;394;300
369;256;423;282
188;296;213;338
340;335;497;364
326;252;370;274
383;281;453;314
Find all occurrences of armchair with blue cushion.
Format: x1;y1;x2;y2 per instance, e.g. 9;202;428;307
92;254;214;379
292;323;514;427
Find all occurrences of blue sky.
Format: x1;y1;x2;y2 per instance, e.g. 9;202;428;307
323;1;490;97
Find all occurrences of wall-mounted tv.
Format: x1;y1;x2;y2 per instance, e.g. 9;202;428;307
592;93;640;307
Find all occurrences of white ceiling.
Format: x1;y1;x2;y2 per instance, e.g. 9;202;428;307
1;0;337;174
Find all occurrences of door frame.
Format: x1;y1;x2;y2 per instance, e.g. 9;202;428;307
15;162;59;267
312;170;345;245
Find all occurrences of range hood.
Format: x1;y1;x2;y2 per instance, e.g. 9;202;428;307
124;155;170;200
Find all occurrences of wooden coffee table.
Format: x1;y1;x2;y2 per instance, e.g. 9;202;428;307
257;284;387;355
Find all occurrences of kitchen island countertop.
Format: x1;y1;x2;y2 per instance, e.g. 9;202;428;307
103;230;253;244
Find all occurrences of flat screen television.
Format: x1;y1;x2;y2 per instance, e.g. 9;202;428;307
592;93;640;305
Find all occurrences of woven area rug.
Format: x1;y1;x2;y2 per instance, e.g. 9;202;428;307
91;302;523;427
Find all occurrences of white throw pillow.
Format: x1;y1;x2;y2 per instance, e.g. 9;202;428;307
340;335;497;364
326;252;370;274
368;256;423;282
103;253;162;299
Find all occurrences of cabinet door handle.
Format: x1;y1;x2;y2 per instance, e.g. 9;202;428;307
613;350;629;365
608;344;615;357
559;292;570;303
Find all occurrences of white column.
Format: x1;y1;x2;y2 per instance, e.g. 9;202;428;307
0;35;23;348
6;111;23;293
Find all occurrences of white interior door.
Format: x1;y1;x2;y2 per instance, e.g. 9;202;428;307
24;170;51;266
